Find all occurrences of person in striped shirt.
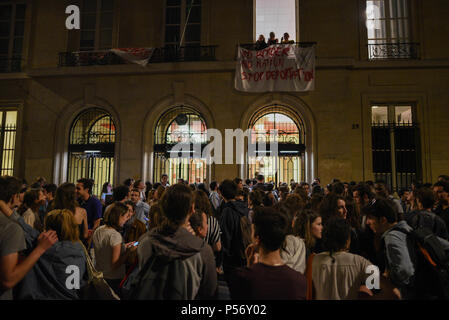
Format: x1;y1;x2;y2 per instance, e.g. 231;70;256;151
193;190;222;271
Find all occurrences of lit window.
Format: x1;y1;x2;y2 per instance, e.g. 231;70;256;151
255;0;296;42
395;106;412;124
68;108;116;196
371;106;388;123
366;0;416;59
154;106;208;185
0;110;18;175
248;106;305;184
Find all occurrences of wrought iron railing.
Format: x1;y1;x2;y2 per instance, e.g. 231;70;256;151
368;42;420;60
239;42;316;51
59;51;124;67
58;45;217;67
150;45;217;63
0;57;22;73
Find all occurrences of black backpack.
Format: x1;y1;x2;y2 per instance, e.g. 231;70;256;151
128;253;197;300
395;219;449;299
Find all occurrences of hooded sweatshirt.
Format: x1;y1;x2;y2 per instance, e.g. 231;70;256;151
219;200;250;272
137;227;217;300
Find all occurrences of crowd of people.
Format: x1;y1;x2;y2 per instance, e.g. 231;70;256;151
255;31;295;50
1;172;449;300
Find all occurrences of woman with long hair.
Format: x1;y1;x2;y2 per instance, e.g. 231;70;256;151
193;190;222;253
15;209;88;300
275;202;307;274
51;182;89;244
293;209;323;257
18;188;46;232
100;181;113;206
92;202;135;295
148;185;166;207
319;193;361;254
248;189;264;223
310;218;374;300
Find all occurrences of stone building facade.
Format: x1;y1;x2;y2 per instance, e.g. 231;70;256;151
0;0;448;195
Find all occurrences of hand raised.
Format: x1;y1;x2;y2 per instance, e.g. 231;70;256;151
37;230;58;251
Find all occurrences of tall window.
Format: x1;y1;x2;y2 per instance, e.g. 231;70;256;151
165;0;201;47
80;0;114;51
255;0;296;42
371;104;420;192
68;108;116;197
0;1;26;72
366;0;416;59
248;106;305;184
154;106;208;185
0;110;17;175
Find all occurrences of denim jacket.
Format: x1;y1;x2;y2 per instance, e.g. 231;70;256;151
381;221;415;289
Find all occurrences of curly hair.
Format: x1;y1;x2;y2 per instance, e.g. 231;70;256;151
322;217;351;263
193;190;213;216
319;193;346;224
249;189;264;208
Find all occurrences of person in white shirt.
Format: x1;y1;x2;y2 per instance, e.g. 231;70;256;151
160;174;170;188
93;202;136;295
209;181;221;214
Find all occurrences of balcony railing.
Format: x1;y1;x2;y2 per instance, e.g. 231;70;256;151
150;45;217;63
0;57;22;73
368;43;420;60
239;42;316;51
58;45;217;67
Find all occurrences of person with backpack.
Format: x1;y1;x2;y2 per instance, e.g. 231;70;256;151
364;198;415;299
364;198;449;299
405;187;449;240
132;184;217;300
218;180;250;285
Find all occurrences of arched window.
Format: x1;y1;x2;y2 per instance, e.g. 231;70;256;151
154;106;208;185
248;105;305;184
68;108;116;196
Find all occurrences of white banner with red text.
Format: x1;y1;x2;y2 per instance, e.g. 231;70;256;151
235;44;315;92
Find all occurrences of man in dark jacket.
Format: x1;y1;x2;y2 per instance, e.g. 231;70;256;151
252;174;266;192
218;180;250;284
433;181;449;230
405;187;449;240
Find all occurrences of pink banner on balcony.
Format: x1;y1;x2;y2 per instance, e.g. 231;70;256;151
110;48;155;66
